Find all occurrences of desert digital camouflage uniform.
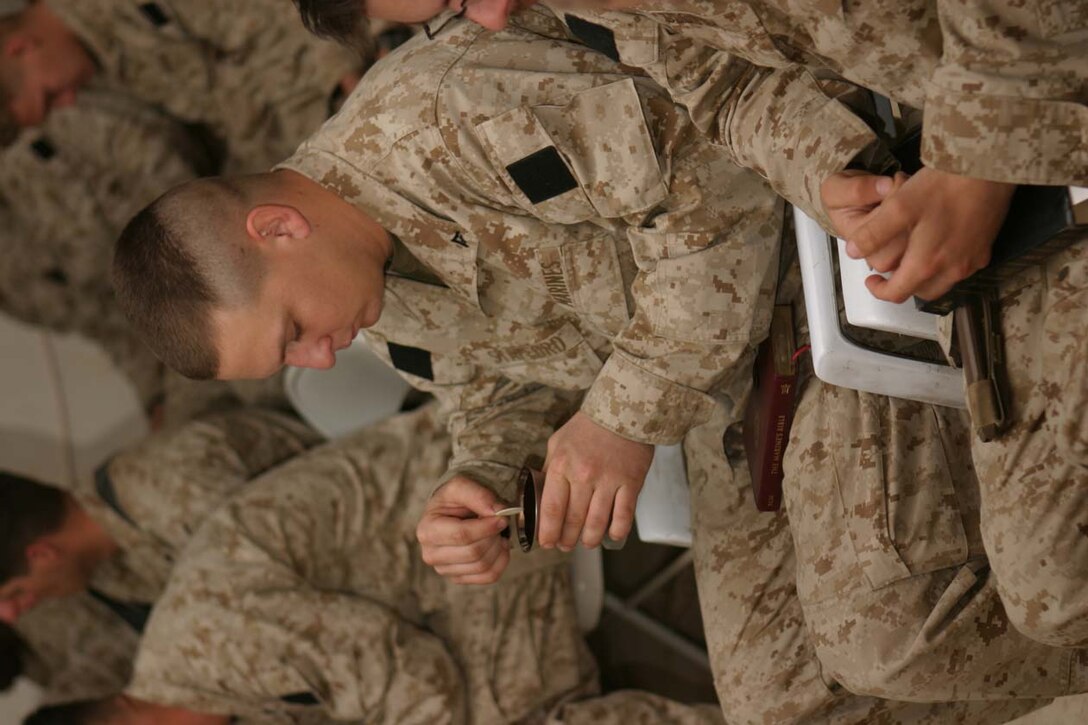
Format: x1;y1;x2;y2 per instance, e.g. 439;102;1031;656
126;404;607;724
547;0;1088;227
686;245;1083;721
45;0;363;173
279;6;781;515
75;407;320;605
550;0;1088;653
0;91;210;408
13;592;139;704
272;12;1058;723
684;403;1054;725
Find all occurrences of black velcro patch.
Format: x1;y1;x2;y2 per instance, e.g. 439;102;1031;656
87;589;152;634
388;342;434;381
506;147;578;205
95;460;139;528
138;3;171;27
43;267;68;285
30;138;55;160
565;15;620;62
281;692;320;706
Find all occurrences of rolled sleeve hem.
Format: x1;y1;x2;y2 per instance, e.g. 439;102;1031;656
435;462;522;504
580;352;716;446
796;97;888;232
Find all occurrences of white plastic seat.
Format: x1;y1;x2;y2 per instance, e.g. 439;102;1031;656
284;338;411;440
0;312;148;488
793;207;966;408
635;444;692;548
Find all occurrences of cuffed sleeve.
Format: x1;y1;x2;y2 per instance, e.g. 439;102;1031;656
130;588;465;724
922;0;1088;185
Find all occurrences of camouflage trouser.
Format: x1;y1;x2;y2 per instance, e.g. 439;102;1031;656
429;559;600;725
786;381;1088;701
972;235;1088;648
686;402;1049;724
545;690;724;724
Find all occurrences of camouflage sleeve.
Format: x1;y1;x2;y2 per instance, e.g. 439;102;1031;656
361;335;581;502
104;408;322;552
484;79;784;444
546;9;890;236
922;0;1088;184
694;66;895;231
169;0;363;171
13;594;138;704
442;377;583;501
580;146;784;444
129;588;465;723
0;96;206;408
127;486;466;724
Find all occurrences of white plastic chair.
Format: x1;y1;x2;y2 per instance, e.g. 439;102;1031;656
793;207;966;408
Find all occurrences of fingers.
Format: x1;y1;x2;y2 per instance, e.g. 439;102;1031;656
537;466;570;549
865;211;986;303
418;475;513;584
859;235;908;274
449;549;511;586
580;487;617;549
608;484;639;542
820;171;893;209
416;513;507;550
558;474;595;551
429;536;509;576
846;194;914;259
433;475;503;518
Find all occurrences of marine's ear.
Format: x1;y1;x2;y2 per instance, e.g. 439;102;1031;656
0;30;33;60
24;540;60;568
245;204;312;245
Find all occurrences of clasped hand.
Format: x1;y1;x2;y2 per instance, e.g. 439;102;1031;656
416;412;653;584
821;167;1016;302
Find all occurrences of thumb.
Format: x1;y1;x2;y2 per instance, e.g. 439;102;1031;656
438;475;504;518
821;171;894;211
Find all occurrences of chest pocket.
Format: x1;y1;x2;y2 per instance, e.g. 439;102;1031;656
534;234;631;338
475;79;668;226
484;323;604;392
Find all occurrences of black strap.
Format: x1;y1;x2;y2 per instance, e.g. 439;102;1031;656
94;460;138;528
87;589;152;634
138;3;171;27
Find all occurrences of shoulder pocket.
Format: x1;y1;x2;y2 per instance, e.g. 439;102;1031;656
476;79;668;224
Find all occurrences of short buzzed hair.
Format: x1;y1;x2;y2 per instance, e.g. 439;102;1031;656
293;0;368;45
0;471;66;583
113;177;266;380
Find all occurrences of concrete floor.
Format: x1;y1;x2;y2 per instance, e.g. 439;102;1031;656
591;535;1088;723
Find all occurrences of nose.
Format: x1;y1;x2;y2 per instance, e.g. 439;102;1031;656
464;0;511;30
0;592;34;623
287;336;337;370
0;600;18;624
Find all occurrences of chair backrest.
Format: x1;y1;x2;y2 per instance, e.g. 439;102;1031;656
636;443;692;548
284;340;411;440
0;312;148;489
793;208;966;408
